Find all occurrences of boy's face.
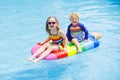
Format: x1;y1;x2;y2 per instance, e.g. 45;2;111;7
70;16;79;25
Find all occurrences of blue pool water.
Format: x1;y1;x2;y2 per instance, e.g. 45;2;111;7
0;0;120;80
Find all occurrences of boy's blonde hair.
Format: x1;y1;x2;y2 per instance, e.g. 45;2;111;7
69;12;80;20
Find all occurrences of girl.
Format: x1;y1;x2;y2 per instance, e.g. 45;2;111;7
28;16;68;63
66;12;89;52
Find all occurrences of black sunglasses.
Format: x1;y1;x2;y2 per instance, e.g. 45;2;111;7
48;22;56;25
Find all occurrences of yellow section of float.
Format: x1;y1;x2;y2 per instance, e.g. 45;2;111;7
66;46;77;56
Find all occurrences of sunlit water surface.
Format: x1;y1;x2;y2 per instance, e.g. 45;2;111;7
0;0;120;80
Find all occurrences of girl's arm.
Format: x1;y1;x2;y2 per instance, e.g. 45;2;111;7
41;36;51;44
58;30;68;50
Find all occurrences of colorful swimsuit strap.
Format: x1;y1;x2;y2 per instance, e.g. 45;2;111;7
50;31;63;44
50;31;64;50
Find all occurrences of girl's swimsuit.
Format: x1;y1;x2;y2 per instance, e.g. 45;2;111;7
50;33;64;50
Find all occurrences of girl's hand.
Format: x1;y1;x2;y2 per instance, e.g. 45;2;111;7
37;42;44;45
63;47;67;51
40;42;44;45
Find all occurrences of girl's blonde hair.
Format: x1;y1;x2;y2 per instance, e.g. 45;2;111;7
69;12;80;20
46;16;60;35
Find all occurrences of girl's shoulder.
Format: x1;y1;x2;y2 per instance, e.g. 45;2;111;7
58;30;64;33
58;30;65;35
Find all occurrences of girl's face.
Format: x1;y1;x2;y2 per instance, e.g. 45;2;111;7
48;17;57;29
70;16;79;26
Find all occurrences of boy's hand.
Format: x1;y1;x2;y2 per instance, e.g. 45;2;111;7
84;40;88;42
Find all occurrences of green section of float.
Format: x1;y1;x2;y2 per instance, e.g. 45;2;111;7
67;41;86;52
67;42;74;46
80;42;86;52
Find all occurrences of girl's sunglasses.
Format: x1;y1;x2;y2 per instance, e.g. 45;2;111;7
48;22;56;25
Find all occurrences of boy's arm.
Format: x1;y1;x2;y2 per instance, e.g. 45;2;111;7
79;23;88;40
66;24;72;41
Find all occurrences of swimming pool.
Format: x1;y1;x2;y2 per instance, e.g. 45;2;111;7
0;0;120;80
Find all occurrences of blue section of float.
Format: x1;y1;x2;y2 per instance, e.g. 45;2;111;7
86;34;100;49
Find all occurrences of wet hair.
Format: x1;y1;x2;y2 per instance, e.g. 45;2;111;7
46;16;60;35
69;12;80;20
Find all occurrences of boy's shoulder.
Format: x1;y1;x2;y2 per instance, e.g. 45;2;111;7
68;23;72;27
78;22;85;28
79;22;84;26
